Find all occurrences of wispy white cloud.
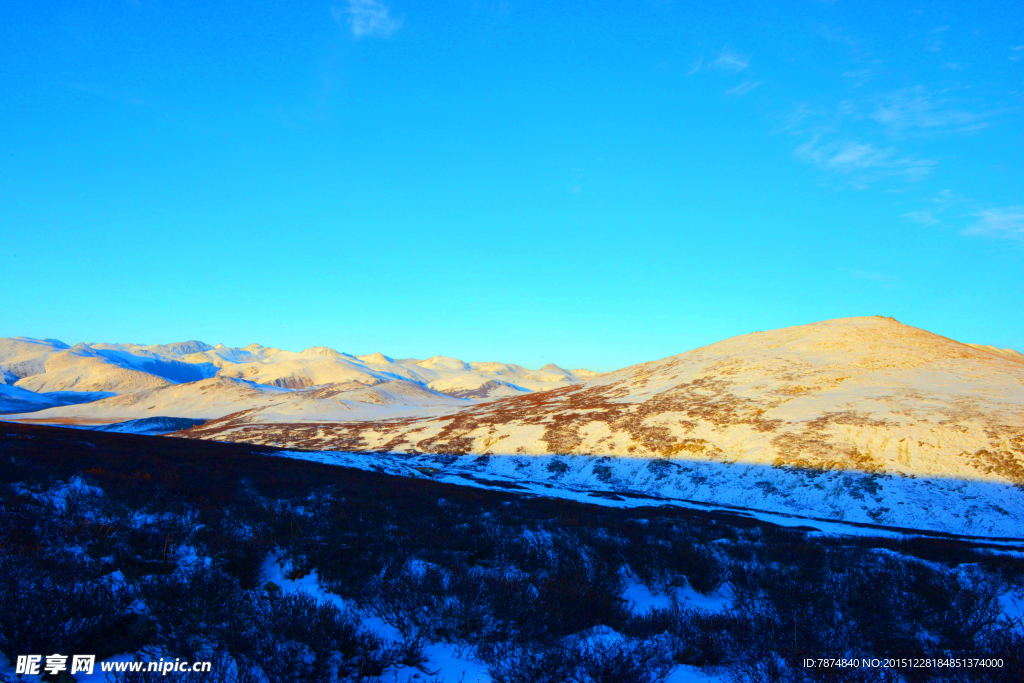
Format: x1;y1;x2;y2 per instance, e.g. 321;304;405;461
710;48;750;74
870;86;989;136
826;141;890;171
1011;46;1024;61
816;24;881;87
902;209;940;226
842;66;877;82
795;136;935;181
333;0;403;39
925;25;949;53
900;190;978;233
963;207;1024;241
775;103;830;134
725;80;763;98
688;48;750;75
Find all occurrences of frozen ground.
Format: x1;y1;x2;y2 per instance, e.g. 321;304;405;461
263;449;1024;541
261;559;493;683
0;560;729;683
2;420;1020;683
252;559;728;683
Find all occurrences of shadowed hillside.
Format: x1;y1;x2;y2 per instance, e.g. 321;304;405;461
1;422;1022;682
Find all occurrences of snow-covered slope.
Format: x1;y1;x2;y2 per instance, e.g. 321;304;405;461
211;350;591;396
0;383;69;414
0;337;70;382
8;376;469;424
177;317;1024;535
27;377;294;420
91;416;208;435
2;337;211;396
1;335;592;419
214;349;408;389
13;346;173;395
186;317;1024;474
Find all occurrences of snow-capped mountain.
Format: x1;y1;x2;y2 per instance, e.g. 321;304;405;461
0;336;211;397
0;335;594;418
184;317;1024;477
173;317;1024;535
16;376;467;423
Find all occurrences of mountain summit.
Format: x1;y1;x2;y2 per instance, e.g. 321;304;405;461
186;316;1024;483
173;316;1024;535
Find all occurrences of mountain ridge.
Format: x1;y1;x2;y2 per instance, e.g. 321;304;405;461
1;335;594;417
178;316;1024;485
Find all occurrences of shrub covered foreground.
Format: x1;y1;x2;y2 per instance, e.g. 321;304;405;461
0;423;1022;682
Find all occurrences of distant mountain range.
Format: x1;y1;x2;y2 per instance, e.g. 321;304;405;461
0;336;596;419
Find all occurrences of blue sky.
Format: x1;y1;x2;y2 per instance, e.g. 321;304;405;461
2;0;1022;371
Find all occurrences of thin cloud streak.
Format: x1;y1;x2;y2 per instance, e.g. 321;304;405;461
333;0;403;39
901;190;964;228
711;48;750;73
963;207;1024;241
870;86;990;137
903;209;940;226
725;80;763;98
795;136;935;181
901;191;970;233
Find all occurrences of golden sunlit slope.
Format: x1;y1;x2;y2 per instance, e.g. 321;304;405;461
7;376;467;423
15;348;173;394
184;317;1024;486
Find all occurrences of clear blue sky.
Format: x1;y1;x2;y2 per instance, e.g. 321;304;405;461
2;1;1022;371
